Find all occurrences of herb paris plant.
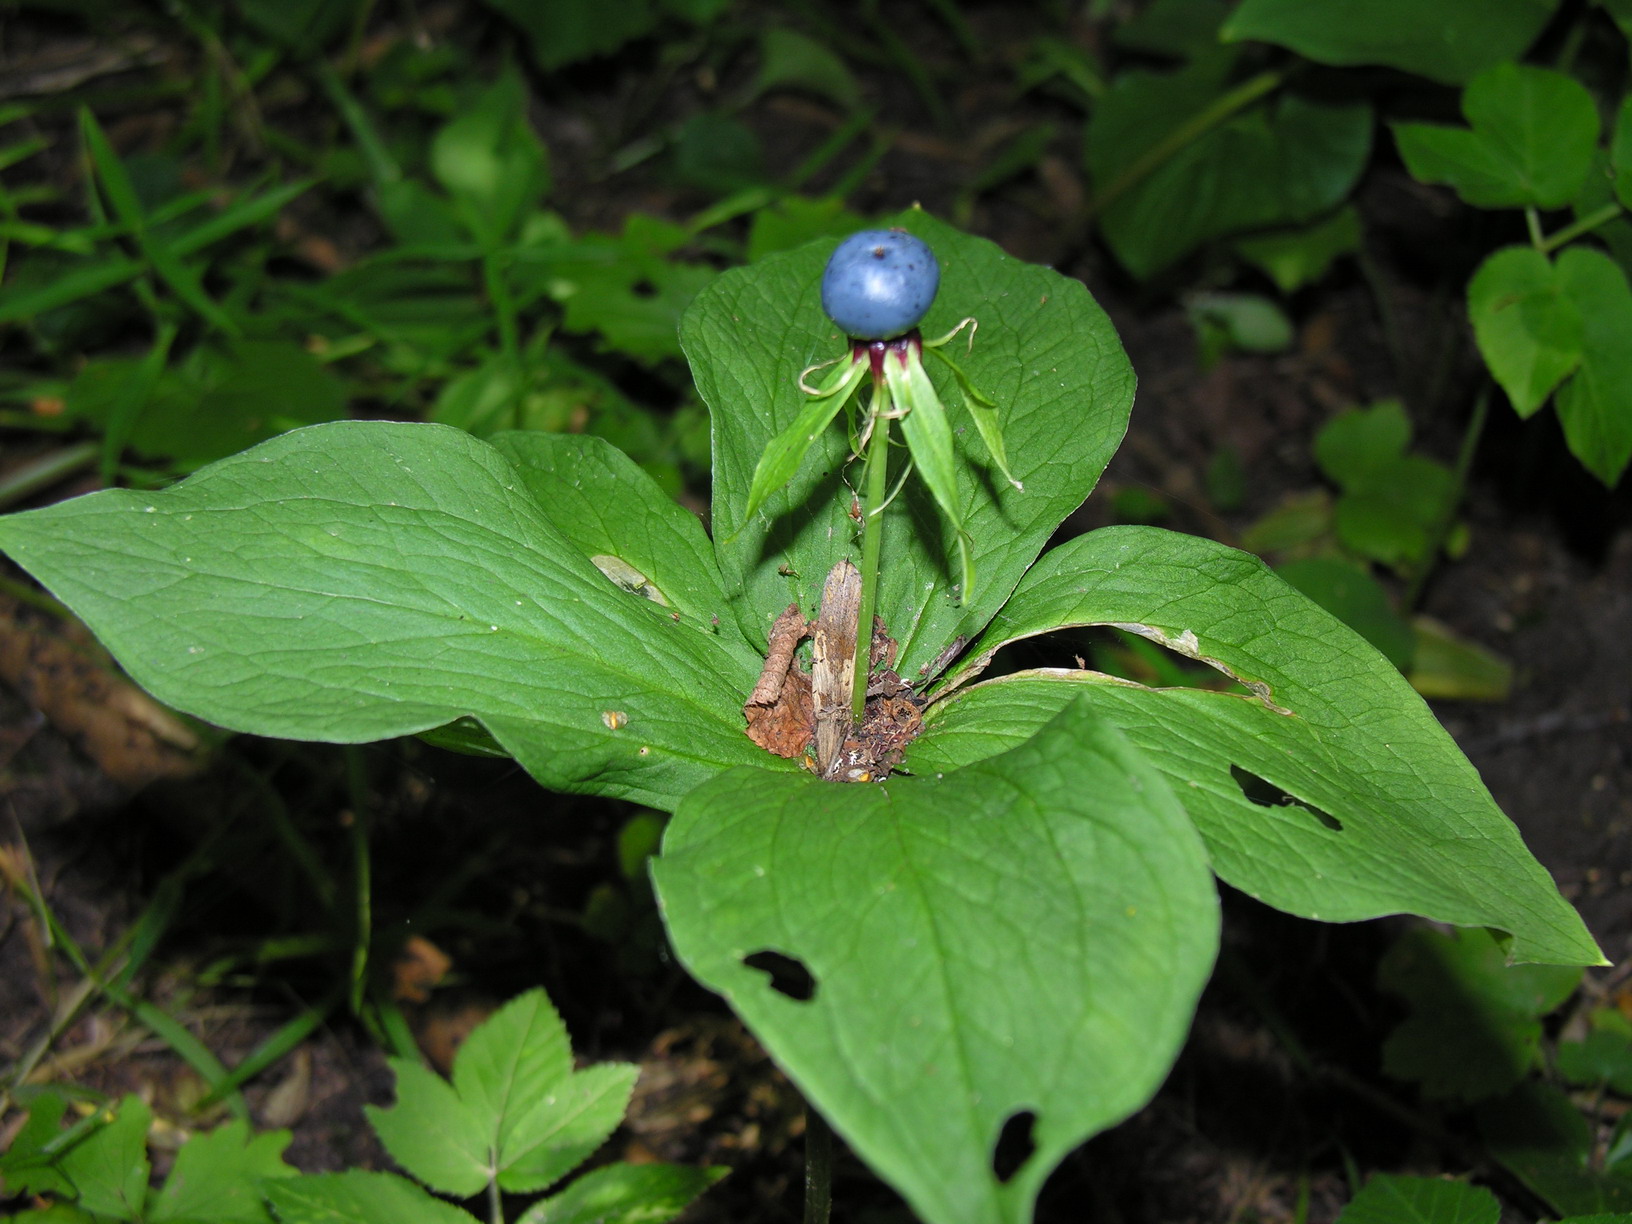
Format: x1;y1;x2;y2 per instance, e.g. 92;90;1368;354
0;210;1603;1224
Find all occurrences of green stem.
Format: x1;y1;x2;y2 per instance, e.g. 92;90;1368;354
1404;384;1490;611
483;249;526;431
1525;206;1545;251
851;382;893;726
1084;68;1285;223
803;1103;834;1224
1542;201;1624;253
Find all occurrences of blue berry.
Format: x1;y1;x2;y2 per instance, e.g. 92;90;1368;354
820;229;940;340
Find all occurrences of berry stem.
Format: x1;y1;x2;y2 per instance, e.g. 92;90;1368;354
851;374;893;726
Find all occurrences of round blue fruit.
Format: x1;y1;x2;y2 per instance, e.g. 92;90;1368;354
820;229;940;340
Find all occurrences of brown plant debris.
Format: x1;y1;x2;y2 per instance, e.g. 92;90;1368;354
742;561;926;783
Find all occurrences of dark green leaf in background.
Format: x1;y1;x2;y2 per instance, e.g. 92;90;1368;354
1233;206;1362;294
1334;1174;1499;1224
1378;927;1579;1101
1223;0;1559;86
263;1169;478;1224
1088;57;1372;279
513;1163;728;1224
431;65;550;248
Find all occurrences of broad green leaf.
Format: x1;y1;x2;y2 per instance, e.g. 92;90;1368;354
149;1120;293;1222
1555;246;1632;486
543;215;716;363
1613;95;1632;210
1223;0;1558;86
1314;399;1411;489
745;196;867;263
367;1059;490;1198
1558;1010;1632;1093
1275;557;1414;670
1233;207;1362;294
481;0;657;73
57;1095;150;1221
66;339;350;470
489;431;747;646
1378;927;1579;1101
450;989;637;1194
1087;55;1372;279
431;66;549;249
262;1170;478;1224
0;421;773;809
922;526;1601;967
685;208;1134;678
1406;616;1513;702
514;1162;727;1224
1393;64;1599;210
1335;1174;1499;1224
751;28;863;114
1481;1081;1632;1216
1114;0;1231;58
653;697;1219;1224
1469;247;1584;417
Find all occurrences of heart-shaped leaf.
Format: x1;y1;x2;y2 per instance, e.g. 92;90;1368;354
920;526;1601;967
686;208;1135;678
653;696;1219;1224
0;421;774;809
1468;246;1583;417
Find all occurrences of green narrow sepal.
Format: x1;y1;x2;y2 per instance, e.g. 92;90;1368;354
739;357;868;529
928;344;1021;491
887;350;973;596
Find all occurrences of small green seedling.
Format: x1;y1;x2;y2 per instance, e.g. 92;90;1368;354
0;210;1604;1224
0;989;722;1224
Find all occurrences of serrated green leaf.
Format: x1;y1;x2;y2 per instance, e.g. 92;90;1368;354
149;1119;293;1222
1223;0;1558;86
685;208;1134;678
0;1090;76;1199
496;1062;638;1194
653;697;1219;1224
1469;247;1584;417
449;989;637;1194
367;1059;491;1198
1335;1174;1499;1224
489;431;747;646
514;1162;727;1224
57;1095;150;1221
262;1169;479;1224
1554;245;1632;486
1393;64;1599;209
1378;927;1579;1101
0;421;773;809
1087;58;1372;279
921;526;1602;967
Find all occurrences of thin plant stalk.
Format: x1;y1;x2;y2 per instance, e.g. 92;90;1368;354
851;376;894;725
804;1103;834;1224
1404;385;1491;611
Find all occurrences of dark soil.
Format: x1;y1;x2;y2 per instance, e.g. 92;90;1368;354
3;3;1631;1223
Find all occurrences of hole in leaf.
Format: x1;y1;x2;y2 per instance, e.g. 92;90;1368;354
742;949;816;1002
976;627;1251;695
630;278;659;299
991;1109;1037;1184
1230;765;1342;831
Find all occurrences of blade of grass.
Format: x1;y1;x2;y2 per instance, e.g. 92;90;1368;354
99;321;177;485
195;983;345;1109
79;108;242;336
0;443;98;511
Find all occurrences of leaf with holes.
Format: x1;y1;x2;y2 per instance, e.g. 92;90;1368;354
653;696;1219;1224
916;526;1600;967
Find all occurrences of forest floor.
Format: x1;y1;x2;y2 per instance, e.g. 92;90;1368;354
2;4;1631;1222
